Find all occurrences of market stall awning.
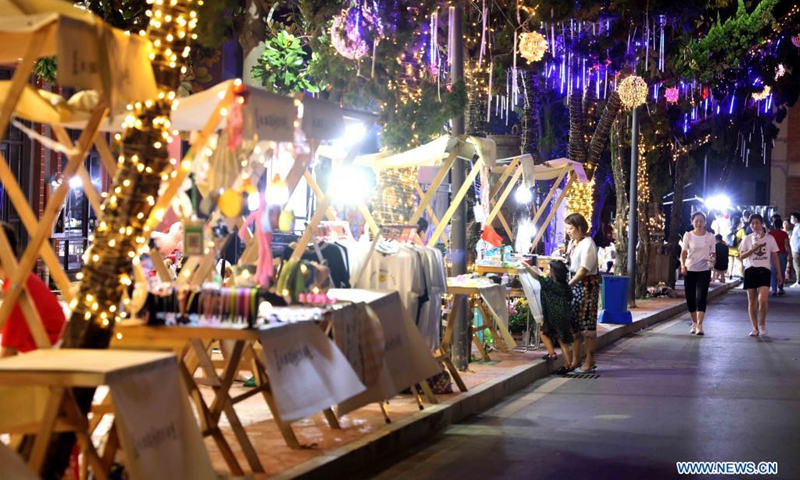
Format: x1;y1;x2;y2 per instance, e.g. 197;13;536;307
351;135;497;169
492;155;588;185
0;81;75;124
0;0;157;113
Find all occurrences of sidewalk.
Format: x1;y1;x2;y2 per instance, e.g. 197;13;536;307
220;280;739;479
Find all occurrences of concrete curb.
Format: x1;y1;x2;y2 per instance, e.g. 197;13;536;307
274;281;741;480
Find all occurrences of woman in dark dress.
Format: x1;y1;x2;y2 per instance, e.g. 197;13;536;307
525;260;574;369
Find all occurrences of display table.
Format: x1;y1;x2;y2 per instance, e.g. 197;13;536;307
0;349;212;480
110;321;358;469
473;264;524;275
445;283;516;361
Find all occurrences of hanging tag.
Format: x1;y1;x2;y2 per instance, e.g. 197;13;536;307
183;220;204;257
473;202;486;224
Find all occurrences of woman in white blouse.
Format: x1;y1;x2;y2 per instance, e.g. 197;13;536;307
564;213;600;373
680;212;716;336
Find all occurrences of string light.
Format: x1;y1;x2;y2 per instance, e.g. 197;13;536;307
68;0;197;331
664;87;679;104
672;134;711;161
518;31;548;63
618;75;648;108
752;85;771;101
372;167;417;225
566;177;595;230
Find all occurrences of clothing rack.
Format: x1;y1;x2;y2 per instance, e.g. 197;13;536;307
349;224;421;287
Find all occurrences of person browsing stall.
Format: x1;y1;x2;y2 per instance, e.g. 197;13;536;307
740;214;781;337
0;222;66;356
564;213;600;373
524;260;574;373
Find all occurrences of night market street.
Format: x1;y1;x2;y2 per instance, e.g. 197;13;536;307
360;288;800;480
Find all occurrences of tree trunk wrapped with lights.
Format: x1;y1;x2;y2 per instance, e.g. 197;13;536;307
635;140;651;297
610;117;628;276
45;0;198;473
666;154;688;289
520;71;540;157
587;91;621;175
567;92;586;163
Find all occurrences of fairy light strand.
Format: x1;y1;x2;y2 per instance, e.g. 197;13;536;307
66;0;199;335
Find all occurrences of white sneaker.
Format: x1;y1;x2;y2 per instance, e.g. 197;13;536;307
760;325;768;336
790;283;800;289
690;323;698;335
749;329;759;337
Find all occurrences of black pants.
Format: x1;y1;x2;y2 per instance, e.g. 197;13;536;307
685;270;711;313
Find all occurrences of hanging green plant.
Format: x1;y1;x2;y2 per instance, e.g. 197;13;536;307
33;57;57;85
251;30;321;94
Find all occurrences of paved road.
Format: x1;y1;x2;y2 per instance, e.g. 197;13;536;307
360;288;800;479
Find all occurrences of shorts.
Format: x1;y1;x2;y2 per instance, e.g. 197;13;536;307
743;267;771;290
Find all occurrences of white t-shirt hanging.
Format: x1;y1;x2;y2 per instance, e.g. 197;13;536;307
740;232;778;270
567;237;598;275
682;230;716;271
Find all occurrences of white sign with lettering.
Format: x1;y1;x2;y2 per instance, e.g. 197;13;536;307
331;290;441;415
244;89;296;142
258;321;366;422
108;360;214;480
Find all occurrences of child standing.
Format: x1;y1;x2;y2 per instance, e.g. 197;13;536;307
524;260;574;372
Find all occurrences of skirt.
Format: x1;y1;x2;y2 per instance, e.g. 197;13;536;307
570;274;600;338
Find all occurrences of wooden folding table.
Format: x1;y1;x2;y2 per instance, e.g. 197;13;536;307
0;349;178;480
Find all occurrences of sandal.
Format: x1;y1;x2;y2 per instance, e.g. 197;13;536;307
554;366;569;376
541;353;558;361
574;364;597;374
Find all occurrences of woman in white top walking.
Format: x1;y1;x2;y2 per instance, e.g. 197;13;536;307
680;212;716;335
564;213;600;373
740;214;782;336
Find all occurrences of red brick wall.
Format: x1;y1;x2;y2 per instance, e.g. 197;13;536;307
787;106;800;216
788;107;800;166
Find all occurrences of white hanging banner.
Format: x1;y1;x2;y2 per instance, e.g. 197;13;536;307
330;290;442;415
258;321;366;422
243;88;296;142
108;359;215;480
302;97;346;141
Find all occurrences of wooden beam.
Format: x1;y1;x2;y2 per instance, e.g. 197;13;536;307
427;156;484;247
0;105;107;332
529;167;569;228
488;157;520;199
530;175;574;251
415;183;448;246
486;163;523;224
303;171;337;221
94;135;118;176
409;149;459;225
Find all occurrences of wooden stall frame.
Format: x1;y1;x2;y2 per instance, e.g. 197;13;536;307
486;157;524;242
0;25;110;346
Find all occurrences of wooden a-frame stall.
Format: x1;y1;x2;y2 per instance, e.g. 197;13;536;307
0;1;156;348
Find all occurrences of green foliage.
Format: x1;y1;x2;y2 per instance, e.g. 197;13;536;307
676;0;779;85
381;82;467;151
508;297;530;334
251;30;321;94
34;57;57;85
